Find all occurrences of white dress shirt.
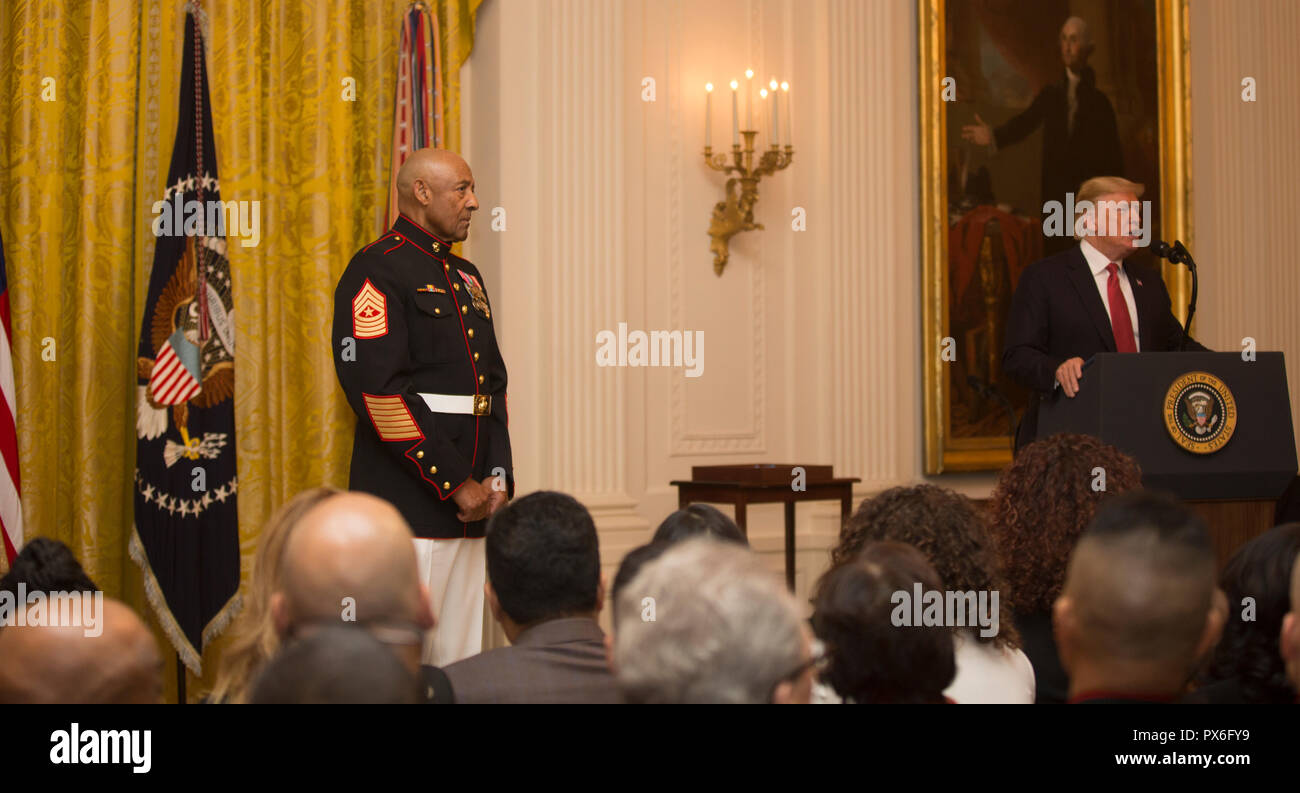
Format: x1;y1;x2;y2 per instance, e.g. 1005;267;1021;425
1079;239;1140;351
945;629;1036;704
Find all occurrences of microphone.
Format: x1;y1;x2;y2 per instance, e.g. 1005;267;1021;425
1151;239;1196;270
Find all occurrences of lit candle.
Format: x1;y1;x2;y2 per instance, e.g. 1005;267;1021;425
705;82;713;148
745;69;754;130
781;81;791;146
769;79;780;147
759;88;768;141
730;79;739;146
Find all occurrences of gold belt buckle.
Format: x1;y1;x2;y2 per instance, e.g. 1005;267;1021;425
473;394;491;416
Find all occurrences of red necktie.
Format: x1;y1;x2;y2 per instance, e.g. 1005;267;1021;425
1106;262;1137;353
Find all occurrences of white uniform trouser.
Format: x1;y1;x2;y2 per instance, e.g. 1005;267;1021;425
412;537;486;667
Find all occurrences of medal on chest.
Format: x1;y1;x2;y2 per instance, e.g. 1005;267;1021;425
457;269;491;319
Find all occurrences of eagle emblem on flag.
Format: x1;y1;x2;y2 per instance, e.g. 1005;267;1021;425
136;235;235;445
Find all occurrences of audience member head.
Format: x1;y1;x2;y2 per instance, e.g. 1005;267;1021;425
0;537;98;596
812;542;955;703
1054;490;1222;700
395;147;479;243
484;491;603;642
988;433;1142;615
1282;547;1300;694
270;492;433;674
211;486;340;704
249;625;420;704
652;504;747;547
1201;523;1300;702
832;484;1019;648
613;538;812;704
609;541;670;633
0;598;162;703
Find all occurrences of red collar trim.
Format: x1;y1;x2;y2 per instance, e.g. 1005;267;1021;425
394;213;452;253
1068;690;1175;704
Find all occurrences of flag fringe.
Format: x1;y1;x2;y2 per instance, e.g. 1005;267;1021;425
202;588;242;647
129;527;202;676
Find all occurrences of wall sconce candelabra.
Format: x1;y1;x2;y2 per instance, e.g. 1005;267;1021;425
703;73;794;276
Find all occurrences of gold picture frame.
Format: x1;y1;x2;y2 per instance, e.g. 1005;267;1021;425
920;0;1192;473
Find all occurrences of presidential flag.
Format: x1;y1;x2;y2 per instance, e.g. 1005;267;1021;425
386;2;445;227
131;4;240;675
0;229;22;565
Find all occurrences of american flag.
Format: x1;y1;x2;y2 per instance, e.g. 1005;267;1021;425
0;229;23;564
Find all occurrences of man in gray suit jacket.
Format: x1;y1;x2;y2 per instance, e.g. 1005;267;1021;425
441;491;621;704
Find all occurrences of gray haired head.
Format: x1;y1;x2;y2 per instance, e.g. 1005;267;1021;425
612;538;806;704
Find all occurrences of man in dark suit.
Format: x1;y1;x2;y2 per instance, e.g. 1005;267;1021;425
441;491;621;704
962;16;1123;256
1003;176;1208;451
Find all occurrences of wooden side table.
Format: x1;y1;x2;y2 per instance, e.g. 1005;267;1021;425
670;465;860;591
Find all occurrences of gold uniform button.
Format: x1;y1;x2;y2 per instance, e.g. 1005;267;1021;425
467;329;475;338
416;451;424;459
473;352;480;361
443;481;451;490
478;374;485;384
434;307;441;314
453;283;460;291
461;304;468;314
444;263;450;270
430;465;438;475
433;243;441;253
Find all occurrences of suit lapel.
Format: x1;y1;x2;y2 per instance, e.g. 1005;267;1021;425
1064;247;1116;351
1127;264;1155;351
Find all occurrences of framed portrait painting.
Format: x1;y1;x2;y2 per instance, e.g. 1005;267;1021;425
920;0;1192;473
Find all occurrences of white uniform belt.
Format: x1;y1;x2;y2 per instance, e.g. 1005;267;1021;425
418;392;491;416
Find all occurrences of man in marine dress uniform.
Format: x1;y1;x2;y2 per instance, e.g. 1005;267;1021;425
332;148;513;666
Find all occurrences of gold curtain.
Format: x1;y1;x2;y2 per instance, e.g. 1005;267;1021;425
0;0;480;702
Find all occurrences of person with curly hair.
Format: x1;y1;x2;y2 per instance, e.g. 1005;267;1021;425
1190;523;1300;703
831;484;1033;703
986;432;1142;704
812;542;955;704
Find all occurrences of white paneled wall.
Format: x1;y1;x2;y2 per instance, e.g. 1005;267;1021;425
466;0;1300;605
1190;0;1300;459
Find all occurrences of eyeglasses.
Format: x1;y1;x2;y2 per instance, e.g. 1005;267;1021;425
769;639;830;699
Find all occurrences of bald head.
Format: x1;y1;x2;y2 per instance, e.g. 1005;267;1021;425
273;492;431;636
395;148;478;242
0;598;162;704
